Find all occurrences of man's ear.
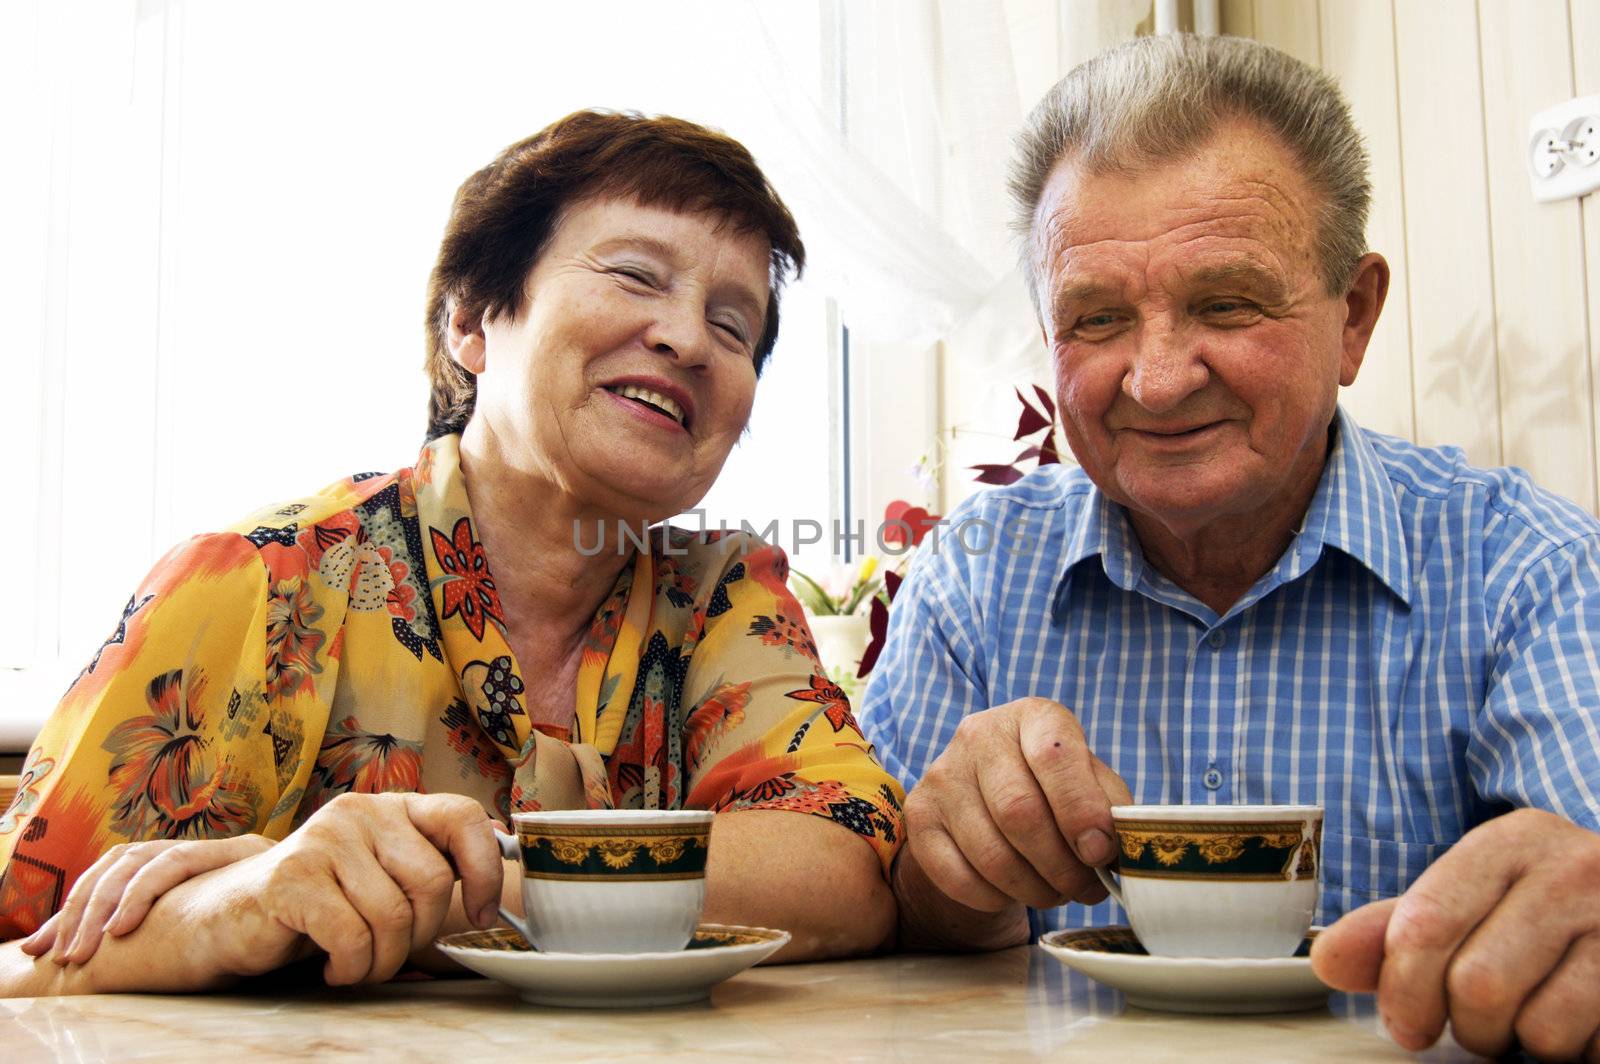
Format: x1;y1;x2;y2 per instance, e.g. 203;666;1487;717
446;300;487;375
1338;253;1389;387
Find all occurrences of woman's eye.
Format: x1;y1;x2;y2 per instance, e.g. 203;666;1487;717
612;267;657;287
712;319;749;346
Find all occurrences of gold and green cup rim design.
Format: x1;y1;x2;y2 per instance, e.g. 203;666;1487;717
1109;806;1322;882
511;810;713;883
516;824;709;882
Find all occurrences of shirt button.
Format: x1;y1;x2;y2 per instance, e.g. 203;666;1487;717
1202;767;1223;790
1207;629;1226;649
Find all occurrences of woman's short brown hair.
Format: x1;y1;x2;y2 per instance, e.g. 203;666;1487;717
424;110;806;440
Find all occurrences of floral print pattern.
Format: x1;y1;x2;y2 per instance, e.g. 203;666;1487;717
0;435;904;940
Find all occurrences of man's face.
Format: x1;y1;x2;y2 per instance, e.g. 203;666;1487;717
1033;120;1371;542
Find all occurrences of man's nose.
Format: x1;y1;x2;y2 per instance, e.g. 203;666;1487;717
641;295;713;367
1124;322;1208;413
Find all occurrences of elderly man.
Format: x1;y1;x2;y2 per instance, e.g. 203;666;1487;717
860;33;1600;1062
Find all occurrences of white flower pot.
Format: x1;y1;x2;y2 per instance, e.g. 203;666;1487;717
807;613;873;700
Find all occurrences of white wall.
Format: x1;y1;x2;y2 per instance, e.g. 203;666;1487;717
0;0;844;746
941;0;1600;522
1226;0;1600;514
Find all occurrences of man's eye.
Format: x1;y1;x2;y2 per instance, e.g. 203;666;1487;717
1071;313;1122;337
1199;299;1254;316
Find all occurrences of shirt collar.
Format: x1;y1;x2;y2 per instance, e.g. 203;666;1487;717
1052;406;1412;624
1296;406;1412;606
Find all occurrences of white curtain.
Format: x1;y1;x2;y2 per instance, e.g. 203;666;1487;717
0;0;1145;745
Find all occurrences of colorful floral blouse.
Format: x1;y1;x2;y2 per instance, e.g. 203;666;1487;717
0;435;904;939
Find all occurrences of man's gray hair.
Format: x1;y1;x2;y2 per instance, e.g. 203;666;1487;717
1010;33;1371;307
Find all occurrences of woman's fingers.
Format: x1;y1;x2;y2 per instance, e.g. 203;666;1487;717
49;843;162;965
330;848;417;984
19;911;62;956
105;835;274;938
401;793;502;928
296;884;380;987
371;829;459;953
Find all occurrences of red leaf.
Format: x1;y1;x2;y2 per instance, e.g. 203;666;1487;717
1014;446;1040;462
1032;383;1057;419
856;570;903;678
971;463;1025;485
1037;432;1062;466
883;499;913;524
1013;387;1050;440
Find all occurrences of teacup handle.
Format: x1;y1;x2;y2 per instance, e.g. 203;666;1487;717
1094;865;1127;909
493;828;534;944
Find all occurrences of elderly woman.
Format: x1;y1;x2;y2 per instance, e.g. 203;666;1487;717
0;111;901;995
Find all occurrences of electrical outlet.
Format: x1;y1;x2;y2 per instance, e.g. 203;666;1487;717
1528;94;1600;203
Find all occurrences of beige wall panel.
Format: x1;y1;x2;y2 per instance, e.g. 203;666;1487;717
1575;0;1600;508
1319;0;1416;441
1478;1;1595;511
1391;0;1500;466
1221;0;1255;37
1253;0;1320;64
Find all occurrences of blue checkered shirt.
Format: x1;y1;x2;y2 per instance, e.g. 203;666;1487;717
859;408;1600;938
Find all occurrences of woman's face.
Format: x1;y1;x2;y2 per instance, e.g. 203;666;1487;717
455;196;771;522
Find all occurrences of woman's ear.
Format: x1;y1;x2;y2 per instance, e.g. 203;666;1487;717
446;300;487;375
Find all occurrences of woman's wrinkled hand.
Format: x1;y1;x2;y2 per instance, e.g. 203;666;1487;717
196;792;504;986
21;834;275;966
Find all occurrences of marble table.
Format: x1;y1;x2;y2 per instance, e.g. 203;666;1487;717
1;946;1483;1062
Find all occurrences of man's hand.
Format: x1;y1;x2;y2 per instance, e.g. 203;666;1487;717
901;697;1132;922
188;792;504;987
1312;809;1600;1061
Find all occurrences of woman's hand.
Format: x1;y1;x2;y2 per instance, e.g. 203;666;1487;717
21;834;275;966
194;792;504;986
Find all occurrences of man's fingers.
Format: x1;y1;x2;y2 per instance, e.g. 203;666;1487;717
974;752;1088;903
1512;933;1600;1064
1443;879;1582;1059
1090;758;1133;806
1015;702;1114;865
1310;896;1396;992
903;827;1015;913
1377;842;1523;1051
401;794;501;927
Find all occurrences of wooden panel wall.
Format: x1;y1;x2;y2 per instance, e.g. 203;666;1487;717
1234;0;1600;513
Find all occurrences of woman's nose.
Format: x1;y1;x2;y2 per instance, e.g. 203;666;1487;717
642;296;713;366
1123;324;1208;413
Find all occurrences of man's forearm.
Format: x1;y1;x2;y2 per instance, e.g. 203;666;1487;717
702;809;895;963
891;843;1029;952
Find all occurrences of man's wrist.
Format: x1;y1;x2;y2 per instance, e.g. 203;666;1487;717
891;843;1029;952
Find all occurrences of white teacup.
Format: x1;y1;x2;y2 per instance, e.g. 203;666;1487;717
1094;803;1323;958
495;808;714;954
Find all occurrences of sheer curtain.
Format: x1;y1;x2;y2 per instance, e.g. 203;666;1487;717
1;0;1138;745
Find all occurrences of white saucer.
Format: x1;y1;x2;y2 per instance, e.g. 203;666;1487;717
435;923;789;1008
1038;926;1331;1015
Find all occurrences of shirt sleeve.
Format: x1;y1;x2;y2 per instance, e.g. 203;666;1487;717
0;534;331;940
1474;533;1600;832
857;539;993;792
678;538;905;874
